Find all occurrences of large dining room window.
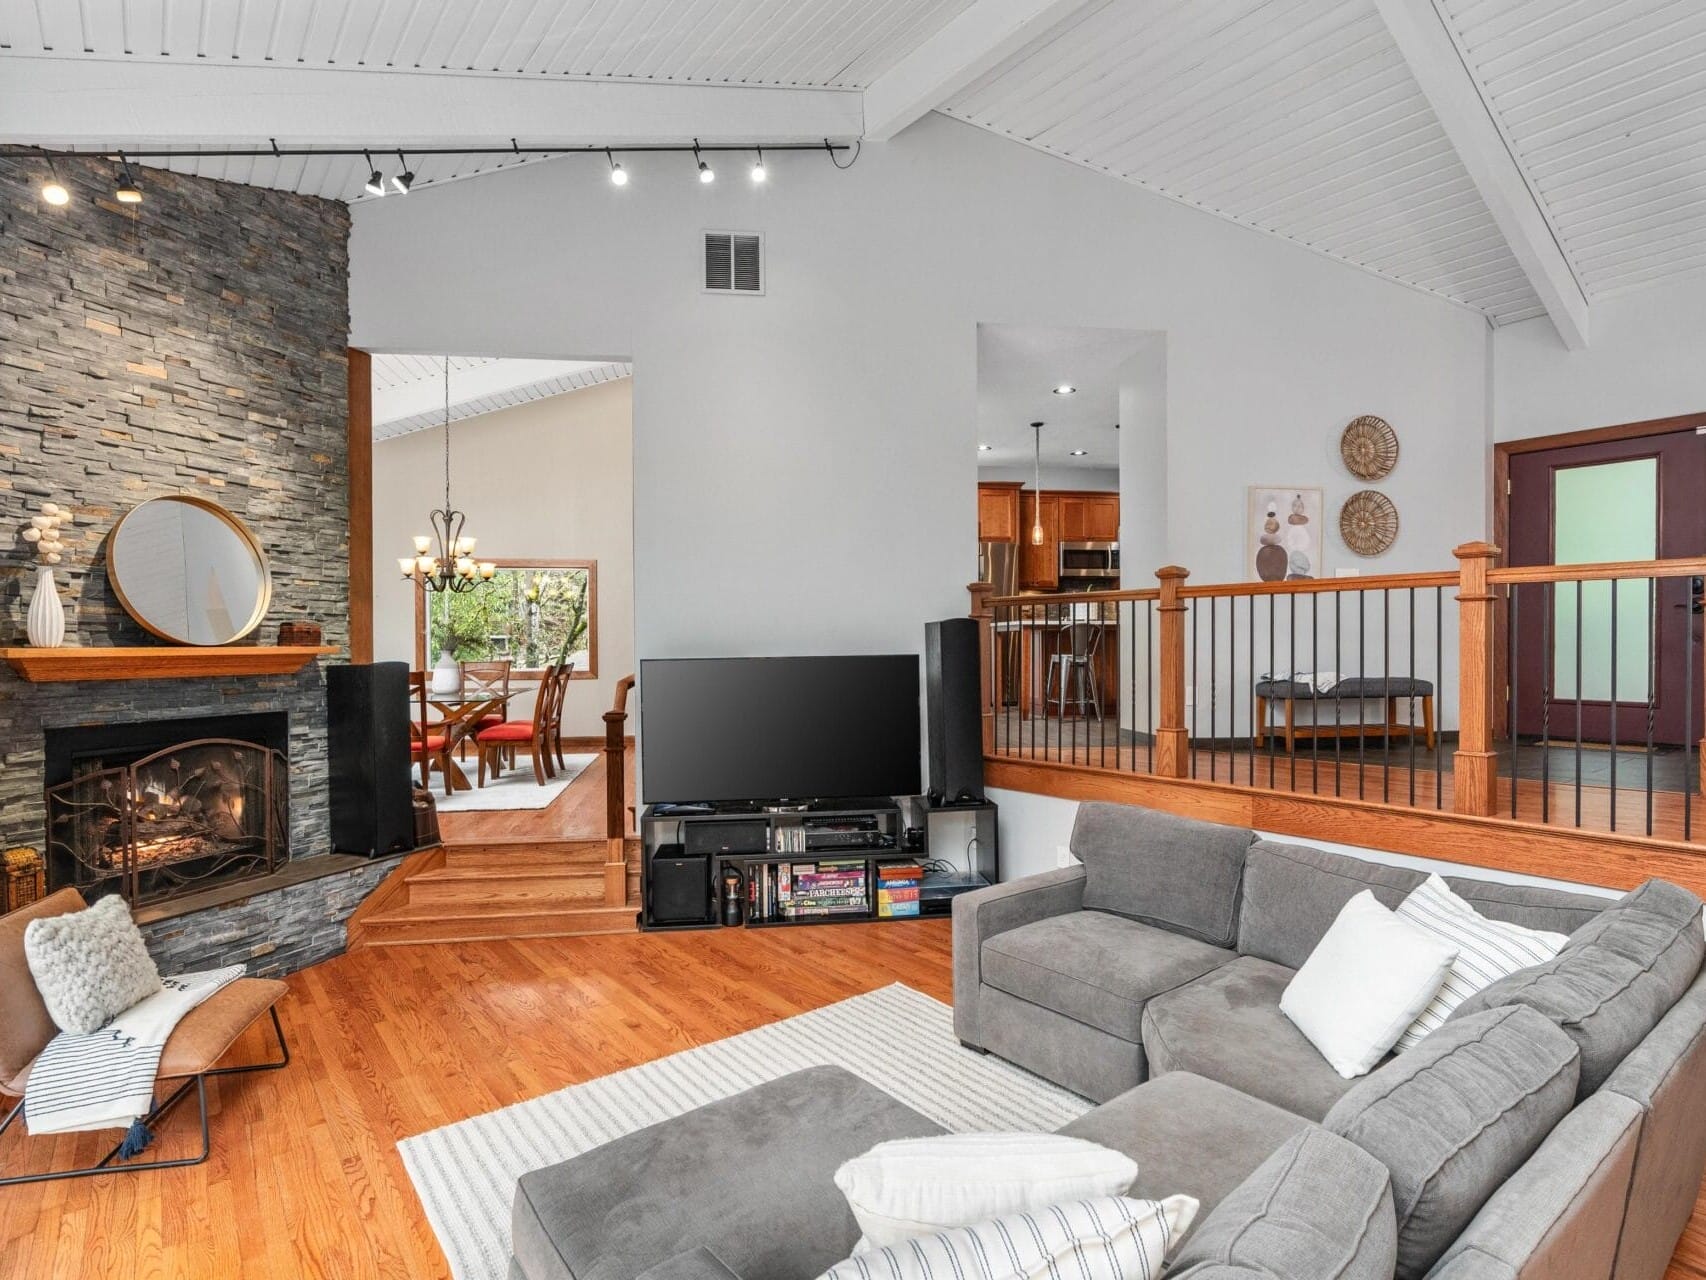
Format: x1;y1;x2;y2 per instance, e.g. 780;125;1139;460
415;558;596;678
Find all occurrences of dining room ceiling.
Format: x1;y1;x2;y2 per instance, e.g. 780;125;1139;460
370;355;632;441
5;0;1702;345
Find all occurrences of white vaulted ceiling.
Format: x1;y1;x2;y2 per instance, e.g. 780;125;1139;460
4;0;1704;340
370;355;632;441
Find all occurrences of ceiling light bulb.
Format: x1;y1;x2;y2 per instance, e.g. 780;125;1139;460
698;160;714;184
610;162;628;186
41;180;69;206
751;148;766;183
1053;384;1077;396
1070;449;1088;456
1031;519;1045;546
978;444;992;452
398;557;417;578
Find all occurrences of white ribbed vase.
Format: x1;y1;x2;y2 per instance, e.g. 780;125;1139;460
26;565;65;647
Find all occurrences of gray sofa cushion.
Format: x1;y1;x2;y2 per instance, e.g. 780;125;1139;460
981;910;1236;1043
1140;955;1359;1121
510;1066;941;1280
1166;1128;1398;1280
1602;964;1706;1280
953;866;1086;1050
1451;877;1705;1099
1323;1006;1581;1280
1056;1071;1311;1216
1423;1090;1642;1280
1443;878;1609;937
1071;803;1254;947
1238;840;1426;970
976;984;1147;1104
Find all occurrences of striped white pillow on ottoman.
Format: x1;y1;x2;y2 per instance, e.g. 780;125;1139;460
1395;874;1568;1051
817;1195;1197;1280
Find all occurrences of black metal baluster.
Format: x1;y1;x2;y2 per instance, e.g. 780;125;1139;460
1335;590;1344;797
1408;587;1417;807
1542;583;1553;824
1311;591;1320;794
1268;595;1278;789
1685;590;1695;841
1288;593;1297;792
1358;590;1367;800
1509;585;1520;819
1574;580;1584;828
1382;587;1392;805
1209;597;1219;782
1645;579;1656;837
1610;577;1619;833
1248;595;1257;786
1128;599;1137;773
1435;585;1444;810
1146;600;1155;774
1191;600;1200;779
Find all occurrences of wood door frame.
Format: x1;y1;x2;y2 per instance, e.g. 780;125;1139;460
1491;410;1706;736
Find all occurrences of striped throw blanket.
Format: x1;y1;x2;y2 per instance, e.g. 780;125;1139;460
25;966;245;1138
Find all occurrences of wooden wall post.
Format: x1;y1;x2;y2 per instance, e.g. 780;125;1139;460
603;674;636;905
1453;542;1500;816
1154;566;1190;777
969;581;995;754
346;348;373;664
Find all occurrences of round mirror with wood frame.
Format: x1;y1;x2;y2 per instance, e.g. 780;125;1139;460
107;495;272;646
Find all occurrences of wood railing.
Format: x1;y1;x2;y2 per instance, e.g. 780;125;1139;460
972;544;1706;877
602;673;635;905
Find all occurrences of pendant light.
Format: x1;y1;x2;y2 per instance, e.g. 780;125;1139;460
1030;421;1046;546
398;359;497;593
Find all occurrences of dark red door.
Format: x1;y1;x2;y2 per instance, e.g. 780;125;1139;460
1508;428;1705;745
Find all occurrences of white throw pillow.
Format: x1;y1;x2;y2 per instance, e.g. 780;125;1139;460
23;894;163;1035
1393;875;1569;1051
817;1195;1198;1280
1280;890;1458;1078
834;1132;1138;1249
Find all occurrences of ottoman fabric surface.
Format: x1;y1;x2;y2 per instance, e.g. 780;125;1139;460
510;1066;942;1280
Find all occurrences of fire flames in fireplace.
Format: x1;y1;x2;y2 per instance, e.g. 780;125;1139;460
46;738;286;907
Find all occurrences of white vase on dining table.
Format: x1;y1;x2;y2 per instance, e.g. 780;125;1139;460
431;648;460;695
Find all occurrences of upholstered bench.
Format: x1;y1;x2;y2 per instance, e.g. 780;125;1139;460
1253;675;1435;751
509;1066;942;1280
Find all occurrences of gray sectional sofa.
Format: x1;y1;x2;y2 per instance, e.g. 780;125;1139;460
508;801;1706;1280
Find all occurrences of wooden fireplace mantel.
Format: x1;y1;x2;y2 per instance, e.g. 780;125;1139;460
0;645;340;683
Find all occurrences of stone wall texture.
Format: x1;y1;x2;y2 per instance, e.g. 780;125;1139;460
1;155;362;972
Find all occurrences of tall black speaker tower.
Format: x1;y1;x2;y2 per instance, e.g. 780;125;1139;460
925;617;985;805
327;661;416;858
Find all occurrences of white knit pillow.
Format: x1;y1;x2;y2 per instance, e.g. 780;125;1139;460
818;1195;1198;1280
1394;875;1568;1051
835;1133;1138;1249
24;894;163;1034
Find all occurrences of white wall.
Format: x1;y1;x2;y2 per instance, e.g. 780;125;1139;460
978;465;1119;492
1494;273;1706;442
351;115;1491;710
371;377;634;733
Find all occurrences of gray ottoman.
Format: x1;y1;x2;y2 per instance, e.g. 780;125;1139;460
510;1065;944;1280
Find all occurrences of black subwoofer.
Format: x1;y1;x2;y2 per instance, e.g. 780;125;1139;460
327;661;416;857
649;848;713;925
925;617;985;805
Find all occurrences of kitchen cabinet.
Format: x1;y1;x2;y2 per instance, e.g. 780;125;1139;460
1018;493;1059;589
1059;494;1119;542
977;483;1021;543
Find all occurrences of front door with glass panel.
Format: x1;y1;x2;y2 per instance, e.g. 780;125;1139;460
1508;430;1706;745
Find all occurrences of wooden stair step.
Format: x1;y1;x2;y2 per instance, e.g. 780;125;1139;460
405;865;610;906
357;901;637;944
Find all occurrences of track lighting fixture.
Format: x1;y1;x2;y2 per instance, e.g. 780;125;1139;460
391;151;414;194
751;147;766;184
607;149;627;186
39;151;68;206
694;140;714;184
363;152;385;197
114;154;142;204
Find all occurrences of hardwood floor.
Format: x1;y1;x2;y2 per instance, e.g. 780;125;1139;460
435;741;635;844
4;919;1705;1279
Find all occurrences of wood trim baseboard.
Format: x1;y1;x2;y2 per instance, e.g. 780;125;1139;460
347;348;374;666
987;756;1706;898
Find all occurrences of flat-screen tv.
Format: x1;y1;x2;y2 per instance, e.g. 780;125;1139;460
640;655;921;804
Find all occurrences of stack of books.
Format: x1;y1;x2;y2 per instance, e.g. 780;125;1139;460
877;863;922;918
782;858;869;919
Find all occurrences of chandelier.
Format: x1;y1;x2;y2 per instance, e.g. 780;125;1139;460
397;359;496;593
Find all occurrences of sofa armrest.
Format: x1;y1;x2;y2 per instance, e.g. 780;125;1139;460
636;1248;743;1280
952;866;1086;1049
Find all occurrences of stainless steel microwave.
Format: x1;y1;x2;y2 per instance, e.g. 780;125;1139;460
1059;541;1119;579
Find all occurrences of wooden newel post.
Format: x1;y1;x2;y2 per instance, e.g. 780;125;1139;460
969;581;996;754
603;674;636;906
1154;566;1190;778
1453;542;1500;816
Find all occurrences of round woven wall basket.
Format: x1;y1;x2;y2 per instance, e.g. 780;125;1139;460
1340;415;1399;480
1341;490;1399;557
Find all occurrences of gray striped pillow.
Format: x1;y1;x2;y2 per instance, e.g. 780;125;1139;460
1394;875;1568;1051
817;1195;1198;1280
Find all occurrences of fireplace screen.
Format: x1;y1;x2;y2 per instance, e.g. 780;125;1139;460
45;738;286;907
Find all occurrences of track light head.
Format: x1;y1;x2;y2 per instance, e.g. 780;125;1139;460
751;147;766;183
693;139;713;184
606;149;627;186
392;152;413;194
114;156;142;204
363;151;385;196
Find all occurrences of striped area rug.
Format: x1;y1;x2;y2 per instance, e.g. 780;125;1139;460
398;983;1091;1280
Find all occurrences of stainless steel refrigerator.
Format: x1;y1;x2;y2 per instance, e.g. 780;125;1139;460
978;542;1020;706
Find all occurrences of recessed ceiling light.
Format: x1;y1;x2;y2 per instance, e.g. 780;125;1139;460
978;444;992;451
1069;449;1088;456
1053;384;1077;396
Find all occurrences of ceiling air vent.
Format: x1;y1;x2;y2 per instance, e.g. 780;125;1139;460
704;232;763;295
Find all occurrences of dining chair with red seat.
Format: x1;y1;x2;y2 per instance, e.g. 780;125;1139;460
408;670;454;796
476;663;561;786
458;658;513;759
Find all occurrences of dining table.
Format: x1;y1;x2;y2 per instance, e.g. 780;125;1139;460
425;683;537;791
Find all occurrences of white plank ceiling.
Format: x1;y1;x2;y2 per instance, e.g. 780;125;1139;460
5;0;1704;329
371;354;631;441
